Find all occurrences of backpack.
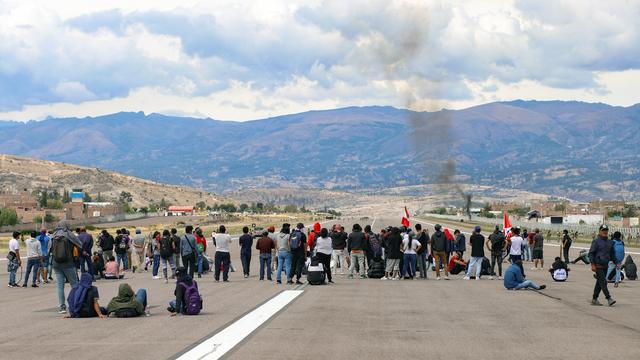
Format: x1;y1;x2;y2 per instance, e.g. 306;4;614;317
51;235;74;264
113;308;139;318
307;259;325;285
179;281;203;315
367;258;386;279
613;240;625;264
290;231;302;250
160;236;173;259
171;235;181;254
552;268;567;282
481;257;491;276
491;232;505;252
369;233;382;257
624;256;637;280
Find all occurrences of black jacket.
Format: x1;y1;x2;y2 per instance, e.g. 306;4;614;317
347;231;366;252
331;231;347;250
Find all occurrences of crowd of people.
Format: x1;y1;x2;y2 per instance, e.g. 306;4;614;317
5;219;637;317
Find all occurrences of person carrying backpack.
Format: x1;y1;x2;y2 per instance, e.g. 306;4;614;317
50;220;83;314
289;223;308;284
160;230;177;283
114;229;129;271
487;226;507;280
180;226;198;278
168;267;202;316
106;283;148;318
607;231;625;288
561;230;572;265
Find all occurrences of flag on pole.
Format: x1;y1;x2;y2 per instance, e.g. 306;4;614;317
401;217;410;228
405;206;410;219
503;211;512;238
444;228;454;241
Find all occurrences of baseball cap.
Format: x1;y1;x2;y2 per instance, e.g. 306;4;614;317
599;224;609;231
474;225;481;232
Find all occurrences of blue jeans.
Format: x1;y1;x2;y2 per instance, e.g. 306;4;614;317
606;261;622;284
53;263;78;308
136;288;147;310
514;280;540;290
522;244;531;261
9;270;16;285
116;253;129;270
276;250;292;282
259;253;272;280
417;252;428;279
80;255;93;275
197;253;204;275
23;258;41;286
152;254;160;276
466;257;483;278
403;253;417;278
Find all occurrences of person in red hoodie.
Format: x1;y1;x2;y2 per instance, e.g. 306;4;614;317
308;222;321;256
195;228;207;278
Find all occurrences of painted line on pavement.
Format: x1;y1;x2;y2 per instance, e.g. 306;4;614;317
414;219;640;255
175;289;304;360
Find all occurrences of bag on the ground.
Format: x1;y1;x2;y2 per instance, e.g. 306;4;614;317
624;256;637;280
307;257;325;285
552;268;567;282
51;235;74;263
160;236;173;259
367;258;386;279
481;257;491;276
180;281;203;315
113;308;139;318
290;231;302;250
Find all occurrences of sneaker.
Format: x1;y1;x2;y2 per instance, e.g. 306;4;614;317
223;280;230;282
381;276;388;281
22;284;27;288
31;284;38;288
58;306;67;314
328;280;334;284
475;276;481;281
198;274;202;278
286;280;294;284
463;276;470;280
531;267;536;271
153;276;161;280
436;276;441;280
277;280;282;284
614;283;619;288
498;276;503;280
360;275;367;279
538;285;546;290
347;274;354;279
591;299;603;306
391;277;399;281
296;280;304;285
267;278;272;281
444;276;449;280
607;298;616;307
487;276;494;280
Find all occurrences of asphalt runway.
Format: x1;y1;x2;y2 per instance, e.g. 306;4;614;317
1;216;638;360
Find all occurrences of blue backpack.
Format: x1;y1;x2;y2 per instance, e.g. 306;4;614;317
613;240;625;263
290;231;302;250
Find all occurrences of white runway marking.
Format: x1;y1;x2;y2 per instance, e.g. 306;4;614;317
414;219;640;255
176;290;303;360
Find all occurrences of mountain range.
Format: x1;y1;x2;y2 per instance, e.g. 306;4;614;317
0;100;638;201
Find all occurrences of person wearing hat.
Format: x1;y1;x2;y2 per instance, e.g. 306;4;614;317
588;225;616;306
131;229;146;273
430;224;449;280
464;226;485;280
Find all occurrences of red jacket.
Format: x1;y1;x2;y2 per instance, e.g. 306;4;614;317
308;222;321;248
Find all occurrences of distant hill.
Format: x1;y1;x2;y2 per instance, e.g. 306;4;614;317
0;100;638;200
0;154;230;208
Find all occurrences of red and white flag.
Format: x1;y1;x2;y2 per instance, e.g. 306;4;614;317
401;217;410;228
503;211;512;238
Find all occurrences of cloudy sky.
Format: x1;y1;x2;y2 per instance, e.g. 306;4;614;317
1;0;639;121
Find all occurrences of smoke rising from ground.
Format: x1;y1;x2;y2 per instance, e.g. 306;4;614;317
374;4;473;216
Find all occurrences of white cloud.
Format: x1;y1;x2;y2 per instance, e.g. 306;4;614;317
0;0;638;121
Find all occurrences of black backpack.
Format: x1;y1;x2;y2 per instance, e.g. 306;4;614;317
624;256;637;280
490;232;505;252
160;236;173;259
51;235;74;264
367;258;386;279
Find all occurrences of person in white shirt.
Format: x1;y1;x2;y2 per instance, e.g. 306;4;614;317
402;229;422;279
8;231;22;287
508;227;525;278
213;225;232;282
23;231;43;288
314;228;334;283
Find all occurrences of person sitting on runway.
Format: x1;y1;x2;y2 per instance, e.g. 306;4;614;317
504;260;546;290
106;283;148;317
571;249;591;265
168;267;202;316
448;251;468;275
66;273;106;318
104;256;124;279
549;257;569;282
